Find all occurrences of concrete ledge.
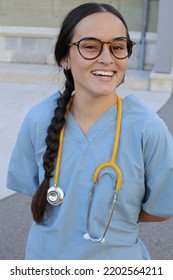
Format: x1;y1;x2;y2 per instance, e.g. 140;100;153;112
0;63;65;84
0;62;173;93
0;62;151;91
0;26;58;64
150;70;173;93
0;26;59;38
125;69;150;90
0;26;157;70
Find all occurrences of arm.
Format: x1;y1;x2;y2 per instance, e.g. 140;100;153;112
138;209;170;223
141;116;173;222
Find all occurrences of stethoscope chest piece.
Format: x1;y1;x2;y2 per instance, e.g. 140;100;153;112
47;186;64;206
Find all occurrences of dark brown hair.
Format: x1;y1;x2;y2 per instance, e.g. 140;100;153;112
31;2;132;223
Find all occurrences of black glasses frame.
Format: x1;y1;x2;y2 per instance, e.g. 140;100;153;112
68;37;136;60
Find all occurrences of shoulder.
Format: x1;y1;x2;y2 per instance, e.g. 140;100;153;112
28;91;60;121
123;94;158;119
18;91;61;143
122;94;173;151
122;94;168;132
23;91;61;130
122;94;173;175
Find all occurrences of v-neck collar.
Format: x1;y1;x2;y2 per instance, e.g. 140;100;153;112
65;104;118;151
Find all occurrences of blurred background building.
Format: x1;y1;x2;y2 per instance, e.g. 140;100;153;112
0;0;173;92
0;0;159;31
1;1;173;261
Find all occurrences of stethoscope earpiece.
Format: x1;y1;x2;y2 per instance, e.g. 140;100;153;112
47;186;64;206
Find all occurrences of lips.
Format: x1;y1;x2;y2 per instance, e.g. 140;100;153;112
92;70;114;77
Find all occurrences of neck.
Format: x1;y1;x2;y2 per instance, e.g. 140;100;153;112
70;93;117;134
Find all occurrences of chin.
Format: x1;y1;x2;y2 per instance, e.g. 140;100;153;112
94;90;116;98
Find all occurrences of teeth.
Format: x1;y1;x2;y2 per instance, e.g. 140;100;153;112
92;71;113;77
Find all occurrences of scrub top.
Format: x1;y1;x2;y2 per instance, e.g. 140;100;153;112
7;92;173;260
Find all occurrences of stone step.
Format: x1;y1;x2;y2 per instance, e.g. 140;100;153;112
0;63;150;90
0;63;64;84
125;69;150;90
0;62;173;93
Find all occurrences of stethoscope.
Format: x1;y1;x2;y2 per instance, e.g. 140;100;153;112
47;94;123;243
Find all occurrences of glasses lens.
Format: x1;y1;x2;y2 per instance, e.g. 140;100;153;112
111;38;129;59
79;38;101;59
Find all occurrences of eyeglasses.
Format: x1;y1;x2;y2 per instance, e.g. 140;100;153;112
68;37;136;60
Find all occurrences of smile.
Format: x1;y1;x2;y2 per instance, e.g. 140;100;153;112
92;70;114;77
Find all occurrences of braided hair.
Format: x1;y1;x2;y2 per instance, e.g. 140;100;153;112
31;70;74;223
31;2;132;223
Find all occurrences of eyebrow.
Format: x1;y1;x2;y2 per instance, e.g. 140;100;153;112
72;36;129;42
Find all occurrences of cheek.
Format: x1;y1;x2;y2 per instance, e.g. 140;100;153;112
120;59;129;71
68;48;95;73
122;58;129;71
117;59;128;85
69;63;84;80
69;58;92;79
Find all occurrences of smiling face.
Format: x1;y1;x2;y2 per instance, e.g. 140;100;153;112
63;12;129;101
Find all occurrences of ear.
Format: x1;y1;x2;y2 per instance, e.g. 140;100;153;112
60;56;70;70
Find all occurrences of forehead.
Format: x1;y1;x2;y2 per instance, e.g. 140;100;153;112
73;12;127;40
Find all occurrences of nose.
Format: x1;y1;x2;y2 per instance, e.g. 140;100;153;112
97;43;114;64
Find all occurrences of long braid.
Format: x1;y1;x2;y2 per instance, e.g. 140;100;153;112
31;70;74;223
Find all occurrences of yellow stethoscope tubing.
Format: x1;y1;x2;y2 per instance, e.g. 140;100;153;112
53;98;73;186
53;124;64;186
54;94;122;193
92;94;122;191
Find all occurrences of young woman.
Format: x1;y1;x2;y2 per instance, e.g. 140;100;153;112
7;3;173;259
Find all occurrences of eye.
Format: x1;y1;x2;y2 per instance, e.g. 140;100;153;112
84;44;98;50
112;45;124;50
110;39;128;58
111;41;127;50
80;40;100;51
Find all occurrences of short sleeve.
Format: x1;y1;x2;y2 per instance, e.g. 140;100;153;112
142;119;173;217
7;92;59;197
7;110;39;197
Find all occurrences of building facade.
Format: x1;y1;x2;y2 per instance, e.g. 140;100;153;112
0;0;159;32
0;0;173;92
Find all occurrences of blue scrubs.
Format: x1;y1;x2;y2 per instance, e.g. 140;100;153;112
7;92;173;259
